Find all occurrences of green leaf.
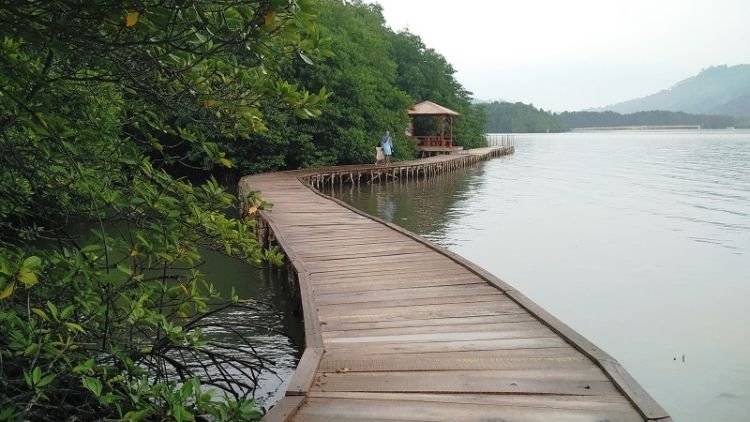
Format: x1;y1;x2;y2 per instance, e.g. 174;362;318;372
37;373;56;388
32;367;41;385
23;343;38;356
0;256;12;276
80;244;104;254
23;256;41;269
83;376;102;397
18;268;38;286
0;282;15;300
123;409;151;421
72;359;96;375
116;263;133;276
31;308;49;321
157;252;174;263
298;51;313;65
64;322;86;333
60;304;75;319
47;301;59;320
172;404;189;422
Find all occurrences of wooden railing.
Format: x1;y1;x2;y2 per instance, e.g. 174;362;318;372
414;135;453;148
484;134;516;148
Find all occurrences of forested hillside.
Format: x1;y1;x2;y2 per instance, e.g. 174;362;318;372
481;101;561;133
482;101;740;132
601;64;750;116
557;110;736;130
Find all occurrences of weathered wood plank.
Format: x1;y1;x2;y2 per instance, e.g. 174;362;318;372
286;347;323;396
293;394;642;422
320;347;585;363
320;314;538;332
313;370;618;395
262;396;305;422
314;283;502;305
318;355;593;372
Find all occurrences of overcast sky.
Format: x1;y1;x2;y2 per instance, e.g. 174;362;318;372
368;0;750;111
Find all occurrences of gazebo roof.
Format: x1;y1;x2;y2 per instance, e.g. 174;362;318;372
407;100;460;116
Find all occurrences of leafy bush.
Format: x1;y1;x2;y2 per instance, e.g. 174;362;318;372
0;1;323;420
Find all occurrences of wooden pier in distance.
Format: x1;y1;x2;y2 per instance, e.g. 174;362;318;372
239;147;670;422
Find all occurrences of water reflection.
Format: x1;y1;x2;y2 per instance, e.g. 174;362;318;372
334;131;750;422
53;225;304;409
199;250;304;406
330;155;515;247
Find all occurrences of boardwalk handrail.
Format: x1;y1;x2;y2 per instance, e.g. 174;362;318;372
242;148;670;421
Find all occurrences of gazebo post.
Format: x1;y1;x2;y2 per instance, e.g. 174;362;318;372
440;115;445;148
449;116;453;148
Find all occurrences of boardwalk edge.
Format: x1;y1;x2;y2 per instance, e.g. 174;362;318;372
301;179;671;421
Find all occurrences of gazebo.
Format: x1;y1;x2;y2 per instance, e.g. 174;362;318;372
407;100;461;156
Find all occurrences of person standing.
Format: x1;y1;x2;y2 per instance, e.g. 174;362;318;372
381;130;393;166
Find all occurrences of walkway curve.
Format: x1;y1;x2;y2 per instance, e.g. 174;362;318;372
239;148;670;422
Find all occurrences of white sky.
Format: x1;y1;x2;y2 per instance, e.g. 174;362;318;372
368;0;750;111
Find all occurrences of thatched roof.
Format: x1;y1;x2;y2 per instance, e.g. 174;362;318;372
407;100;460;116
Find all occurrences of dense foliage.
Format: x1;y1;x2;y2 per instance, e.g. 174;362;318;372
224;0;487;174
481;101;562;133
0;1;325;420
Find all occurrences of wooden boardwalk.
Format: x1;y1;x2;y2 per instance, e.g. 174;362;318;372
239;148;670;422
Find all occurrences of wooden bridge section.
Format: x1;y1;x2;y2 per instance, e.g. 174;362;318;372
239;147;670;422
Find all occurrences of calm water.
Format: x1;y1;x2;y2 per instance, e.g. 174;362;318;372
334;131;750;422
200;250;304;407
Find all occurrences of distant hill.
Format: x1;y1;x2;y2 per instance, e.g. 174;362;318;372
600;64;750;117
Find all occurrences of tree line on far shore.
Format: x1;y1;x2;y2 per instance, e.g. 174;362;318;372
481;101;747;133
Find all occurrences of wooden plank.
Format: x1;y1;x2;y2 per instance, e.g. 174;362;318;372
293;395;642;422
309;266;470;283
311;277;485;295
286;347;323;396
322;320;544;338
320;314;538;332
317;292;506;312
313;370;618;396
318;356;593;373
317;300;524;320
323;337;570;355
307;391;635;407
262;396;305;422
299;246;430;260
323;327;557;346
320;347;585;363
314;283;502;305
